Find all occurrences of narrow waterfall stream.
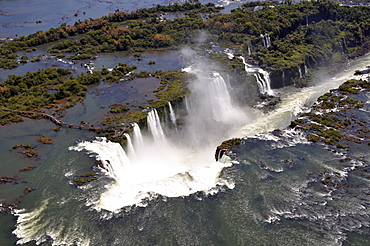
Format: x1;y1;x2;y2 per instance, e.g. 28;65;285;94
168;102;177;127
70;58;248;211
12;52;370;246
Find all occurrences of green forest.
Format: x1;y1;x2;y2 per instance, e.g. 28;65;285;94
1;0;370;136
1;0;370;73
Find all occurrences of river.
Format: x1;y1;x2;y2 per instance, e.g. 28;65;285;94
1;0;370;245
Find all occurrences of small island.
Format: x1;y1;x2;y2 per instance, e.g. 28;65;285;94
1;1;370;245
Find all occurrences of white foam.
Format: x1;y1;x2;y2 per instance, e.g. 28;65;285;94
71;138;234;211
69;59;251;211
13;200;90;246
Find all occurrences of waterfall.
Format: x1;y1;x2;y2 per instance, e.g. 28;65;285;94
168;102;177;127
261;33;271;47
306;14;308;26
238;55;273;95
238;56;255;73
266;34;271;47
258;69;272;95
132;122;144;150
339;41;345;54
124;133;136;158
254;72;272;95
70;138;129;182
185;70;249;126
185;96;191;113
70;74;241;209
304;64;308;74
298;66;303;79
261;34;266;47
70;52;251;211
210;72;232;107
254;73;263;93
248;44;251;56
209;72;235;122
147;109;165;141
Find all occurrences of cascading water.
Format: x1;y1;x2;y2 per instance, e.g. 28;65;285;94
254;72;273;95
306;14;309;26
232;54;273;95
185;95;192;113
124;133;136;158
236;53;370;137
261;33;271;47
209;72;238;122
132;122;144;149
147;109;165;142
168;101;177;127
11;48;370;246
70;56;250;211
298;66;303;79
262;36;266;47
266;34;271;47
339;41;345;54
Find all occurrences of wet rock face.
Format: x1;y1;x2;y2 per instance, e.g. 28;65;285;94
254;94;282;114
270;65;311;89
215;138;241;161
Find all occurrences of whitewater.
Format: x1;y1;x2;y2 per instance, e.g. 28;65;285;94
69;50;370;212
70;55;250;211
11;48;370;246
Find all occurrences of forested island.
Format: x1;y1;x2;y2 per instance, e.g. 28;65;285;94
1;0;370;145
0;0;370;244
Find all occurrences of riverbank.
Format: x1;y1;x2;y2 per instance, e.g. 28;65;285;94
223;69;370;193
1;1;370;245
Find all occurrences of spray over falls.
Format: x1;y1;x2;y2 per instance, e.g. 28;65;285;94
147;108;166;142
168;102;177;127
70;59;249;211
12;52;370;246
69;48;370;213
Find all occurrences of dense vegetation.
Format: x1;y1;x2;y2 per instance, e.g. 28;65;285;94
0;68;102;124
0;63;188;128
1;0;370;129
0;2;222;69
103;69;188;127
290;79;370;147
1;1;370;88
